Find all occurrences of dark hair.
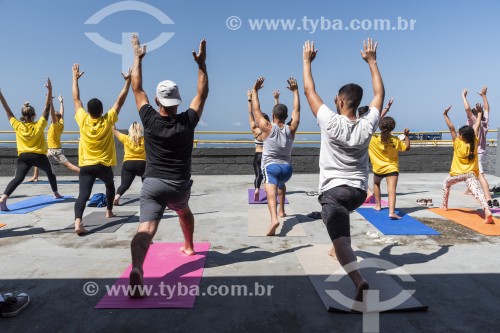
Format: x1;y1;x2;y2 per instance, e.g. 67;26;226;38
458;125;476;161
357;105;369;117
379;117;396;143
272;104;288;121
20;102;36;122
471;108;485;121
262;113;270;122
87;98;103;118
338;83;363;110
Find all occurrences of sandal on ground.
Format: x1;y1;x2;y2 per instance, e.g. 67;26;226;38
416;199;427;206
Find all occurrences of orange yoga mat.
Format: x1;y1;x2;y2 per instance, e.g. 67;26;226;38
0;224;5;228
429;208;500;236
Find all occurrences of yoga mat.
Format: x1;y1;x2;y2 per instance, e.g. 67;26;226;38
248;189;289;204
362;197;389;207
356;208;440;235
0;195;74;215
0;224;5;228
23;179;104;185
95;242;210;309
247;207;306;237
295;244;428;313
60;211;137;233
428;208;500;236
118;195;140;206
490;208;500;214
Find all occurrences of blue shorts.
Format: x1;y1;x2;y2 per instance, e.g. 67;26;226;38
263;164;293;189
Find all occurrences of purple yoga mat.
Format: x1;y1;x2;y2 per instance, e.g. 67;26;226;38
362;196;389;206
248;189;289;204
95;242;210;309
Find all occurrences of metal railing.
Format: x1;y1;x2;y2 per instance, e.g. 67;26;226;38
0;129;497;148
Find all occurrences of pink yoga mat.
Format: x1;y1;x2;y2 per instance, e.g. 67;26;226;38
248;189;289;204
95;242;210;309
362;197;389;206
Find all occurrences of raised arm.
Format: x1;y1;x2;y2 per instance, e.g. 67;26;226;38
473;104;483;137
190;39;209;119
462;89;473;119
443;105;457;141
42;77;53;120
111;68;132;115
478;86;489;113
361;38;385;112
58;95;64;119
251;77;272;135
0;89;15;120
131;33;149;111
72;64;84;111
112;125;122;140
287;77;300;135
273;90;280;105
302;40;324;117
380;97;394;119
403;128;411;151
247;89;257;130
49;95;57;124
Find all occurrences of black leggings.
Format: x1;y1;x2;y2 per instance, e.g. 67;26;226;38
253;152;263;189
4;153;58;196
117;160;146;196
74;164;115;219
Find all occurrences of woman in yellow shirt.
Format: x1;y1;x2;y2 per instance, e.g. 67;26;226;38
0;78;62;211
442;105;493;223
368;116;410;219
112;123;146;206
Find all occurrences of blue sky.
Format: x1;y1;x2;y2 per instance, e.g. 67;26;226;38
0;0;498;141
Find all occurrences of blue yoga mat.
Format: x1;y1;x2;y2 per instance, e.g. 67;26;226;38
356;208;440;235
0;195;74;214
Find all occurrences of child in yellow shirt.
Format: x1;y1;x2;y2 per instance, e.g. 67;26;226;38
442;105;493;224
112;123;146;206
368;116;410;219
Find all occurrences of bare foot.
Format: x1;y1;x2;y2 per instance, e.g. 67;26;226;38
354;280;370;304
254;189;260;202
106;210;116;218
484;210;494;224
441;206;448;211
74;219;87;236
26;178;38;183
180;246;196;256
374;205;381;211
278;211;286;217
389;213;402;220
0;199;8;211
129;267;145;298
327;247;338;260
464;189;472;195
266;221;280;236
54;192;63;199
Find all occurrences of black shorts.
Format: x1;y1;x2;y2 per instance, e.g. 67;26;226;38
374;171;399;178
319;185;367;240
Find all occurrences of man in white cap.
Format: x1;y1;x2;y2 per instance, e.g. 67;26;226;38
128;34;208;297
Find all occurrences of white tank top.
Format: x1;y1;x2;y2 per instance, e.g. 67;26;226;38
262;124;293;167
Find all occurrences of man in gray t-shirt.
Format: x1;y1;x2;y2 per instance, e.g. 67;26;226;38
303;39;385;307
250;77;300;236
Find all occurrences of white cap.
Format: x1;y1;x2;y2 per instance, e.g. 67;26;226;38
156;80;182;107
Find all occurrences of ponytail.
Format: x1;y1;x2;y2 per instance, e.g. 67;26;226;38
379;117;396;144
458;125;476;161
20;102;36;122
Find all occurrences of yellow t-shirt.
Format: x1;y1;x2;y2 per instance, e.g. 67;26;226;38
47;119;64;149
75;108;118;167
449;137;479;177
118;133;146;161
368;134;407;174
10;117;48;155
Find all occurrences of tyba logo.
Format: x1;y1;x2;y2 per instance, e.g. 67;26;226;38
84;1;175;72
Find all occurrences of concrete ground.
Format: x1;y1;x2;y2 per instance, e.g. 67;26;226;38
1;173;500;333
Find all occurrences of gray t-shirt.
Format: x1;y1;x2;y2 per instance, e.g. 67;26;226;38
262;124;294;167
317;104;380;192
